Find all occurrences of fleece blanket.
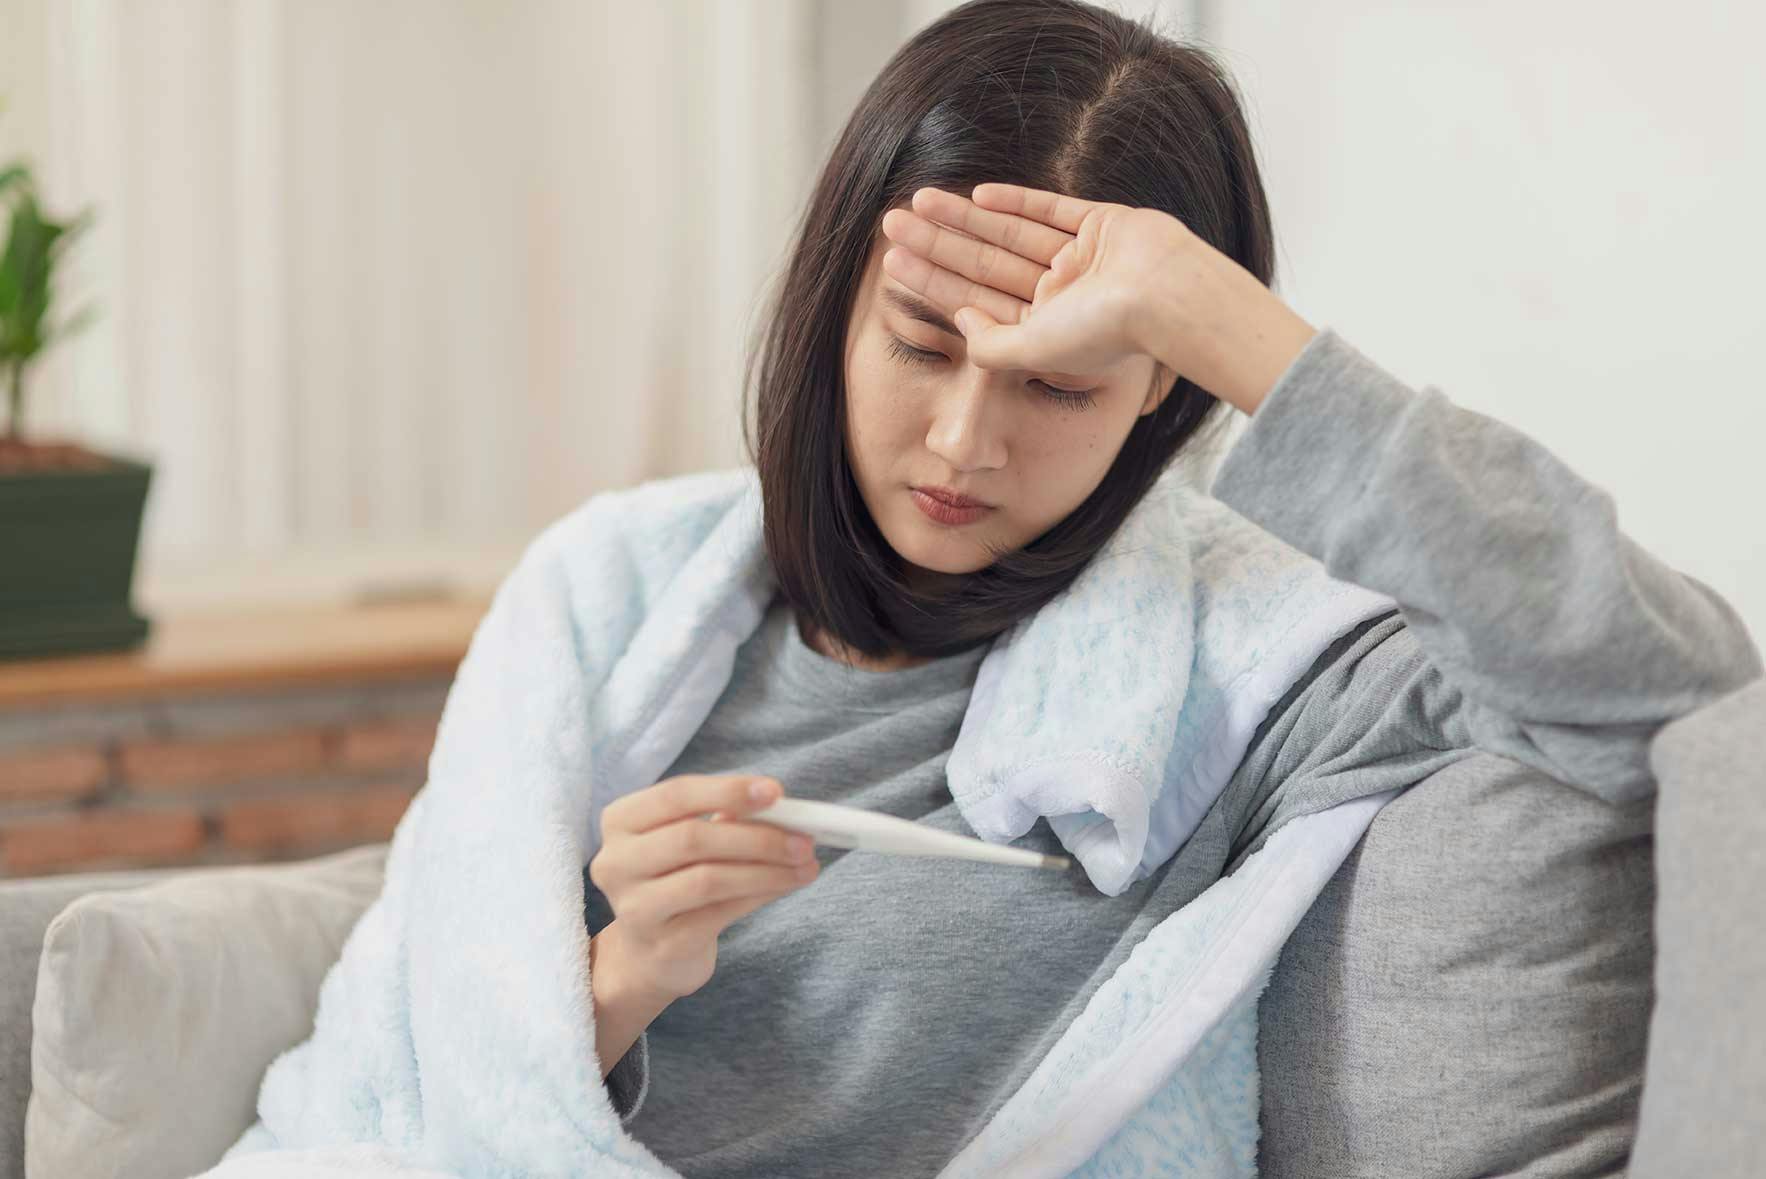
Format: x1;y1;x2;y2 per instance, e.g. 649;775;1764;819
199;463;1398;1178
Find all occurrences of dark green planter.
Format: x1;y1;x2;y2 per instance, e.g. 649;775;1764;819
0;448;153;660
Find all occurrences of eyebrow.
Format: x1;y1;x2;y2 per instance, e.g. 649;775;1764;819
879;286;962;339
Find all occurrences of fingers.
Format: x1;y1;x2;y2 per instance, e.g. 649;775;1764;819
879;243;1028;333
909;186;1075;272
881;204;1044;306
603;773;781;837
877;185;1101;340
642;859;817;927
952;305;1026;369
955;303;1075;379
598;786;812;894
648;809;813;880
970;183;1103;234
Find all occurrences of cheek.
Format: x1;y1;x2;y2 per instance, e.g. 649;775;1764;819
1017;420;1109;474
1010;423;1117;520
842;365;901;486
846;356;922;443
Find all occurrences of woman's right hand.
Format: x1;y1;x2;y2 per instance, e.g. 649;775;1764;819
588;773;820;1002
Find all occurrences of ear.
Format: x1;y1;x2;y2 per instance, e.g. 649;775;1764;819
1141;361;1177;416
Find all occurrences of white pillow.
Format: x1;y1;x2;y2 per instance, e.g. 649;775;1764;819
25;842;389;1179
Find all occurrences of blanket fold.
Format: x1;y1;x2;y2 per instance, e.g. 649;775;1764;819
200;464;1400;1179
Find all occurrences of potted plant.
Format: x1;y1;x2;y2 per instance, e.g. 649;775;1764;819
0;143;154;659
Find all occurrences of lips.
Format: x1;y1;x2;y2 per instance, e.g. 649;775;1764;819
915;485;990;509
912;488;992;526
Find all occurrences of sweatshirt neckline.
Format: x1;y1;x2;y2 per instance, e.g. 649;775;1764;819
764;595;986;701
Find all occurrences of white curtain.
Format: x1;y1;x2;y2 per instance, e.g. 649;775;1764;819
27;0;1192;613
33;0;827;612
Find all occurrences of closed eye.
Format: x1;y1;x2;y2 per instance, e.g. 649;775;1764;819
883;335;1098;411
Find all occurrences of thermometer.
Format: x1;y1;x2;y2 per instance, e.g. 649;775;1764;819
741;796;1072;872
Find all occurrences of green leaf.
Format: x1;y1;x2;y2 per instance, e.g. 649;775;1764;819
0;189;89;366
0;151;97;432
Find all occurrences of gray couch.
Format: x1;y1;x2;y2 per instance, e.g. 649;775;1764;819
3;676;1762;1179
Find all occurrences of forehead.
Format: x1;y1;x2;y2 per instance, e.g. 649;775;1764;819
863;230;898;304
861;224;966;330
878;284;962;339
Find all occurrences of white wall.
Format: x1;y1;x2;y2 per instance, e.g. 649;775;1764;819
0;0;49;170
1205;0;1766;642
6;0;1759;644
12;0;826;614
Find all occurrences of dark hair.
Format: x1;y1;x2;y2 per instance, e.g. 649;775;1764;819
741;0;1275;662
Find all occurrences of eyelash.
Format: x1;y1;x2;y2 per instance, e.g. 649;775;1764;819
883;335;1099;411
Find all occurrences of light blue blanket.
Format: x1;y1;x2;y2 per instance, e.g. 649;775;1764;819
201;464;1397;1178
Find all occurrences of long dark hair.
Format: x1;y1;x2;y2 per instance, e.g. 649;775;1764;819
741;0;1275;662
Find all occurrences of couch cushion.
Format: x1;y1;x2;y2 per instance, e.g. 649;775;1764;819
0;867;181;1179
24;842;389;1179
1256;750;1654;1177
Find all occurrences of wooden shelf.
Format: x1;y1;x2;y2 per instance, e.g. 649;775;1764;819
0;596;493;709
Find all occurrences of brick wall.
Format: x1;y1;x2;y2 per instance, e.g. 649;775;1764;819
0;677;451;878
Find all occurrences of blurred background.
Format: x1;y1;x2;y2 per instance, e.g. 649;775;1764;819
0;0;1760;877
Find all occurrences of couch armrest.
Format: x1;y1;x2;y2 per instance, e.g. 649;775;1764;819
1630;676;1766;1179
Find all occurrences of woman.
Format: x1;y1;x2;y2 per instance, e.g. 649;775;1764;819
582;1;1762;1174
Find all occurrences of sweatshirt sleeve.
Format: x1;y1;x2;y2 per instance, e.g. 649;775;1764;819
1209;327;1763;805
603;1033;651;1124
584;870;652;1124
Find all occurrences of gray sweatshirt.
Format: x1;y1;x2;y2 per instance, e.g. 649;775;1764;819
582;327;1762;1176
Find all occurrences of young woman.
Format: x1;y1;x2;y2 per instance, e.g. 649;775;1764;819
581;2;1762;1174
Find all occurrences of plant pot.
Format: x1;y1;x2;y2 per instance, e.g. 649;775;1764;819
0;436;154;660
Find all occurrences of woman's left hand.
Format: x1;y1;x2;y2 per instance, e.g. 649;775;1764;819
879;183;1319;415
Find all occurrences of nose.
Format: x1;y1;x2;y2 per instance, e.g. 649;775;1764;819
924;366;1008;474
